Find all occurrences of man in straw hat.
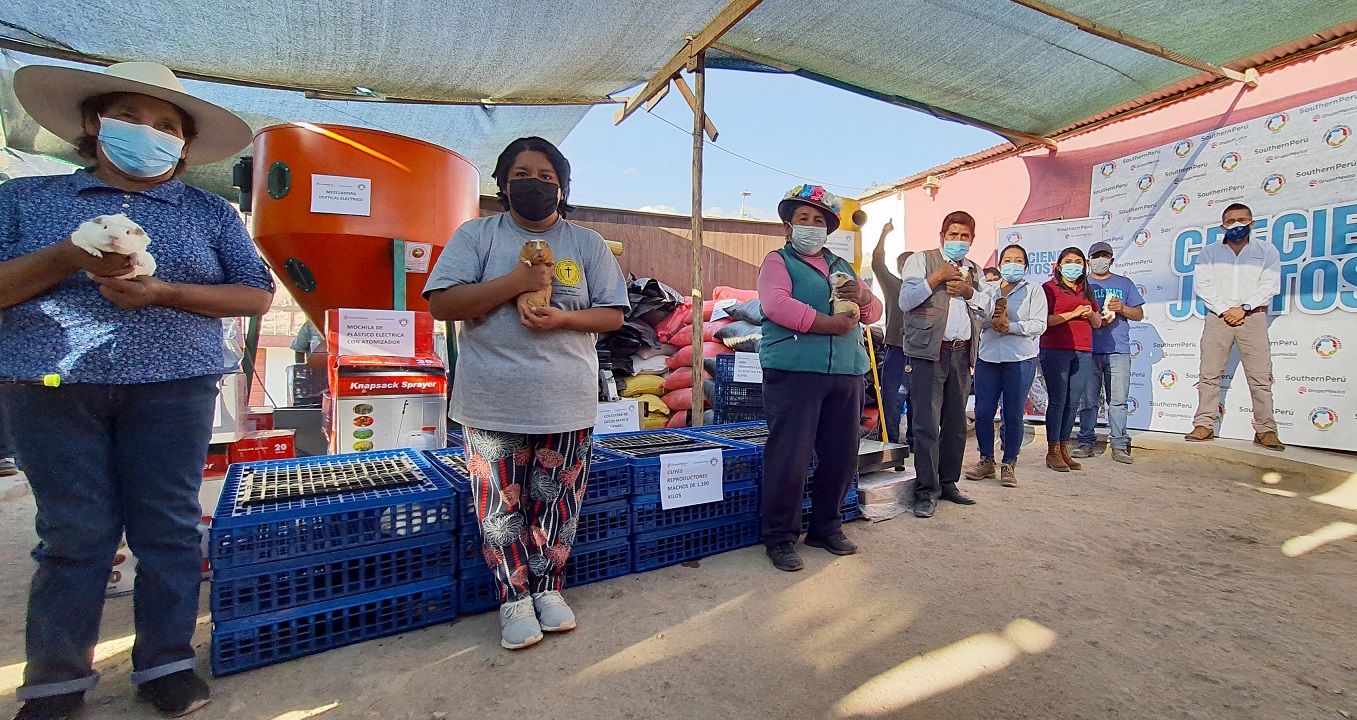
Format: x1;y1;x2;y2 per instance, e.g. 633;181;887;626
0;61;273;719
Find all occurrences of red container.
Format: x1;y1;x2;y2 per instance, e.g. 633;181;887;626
203;444;231;479
229;430;298;464
243;406;274;432
250;124;480;327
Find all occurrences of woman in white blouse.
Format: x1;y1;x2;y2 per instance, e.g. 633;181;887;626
964;244;1049;487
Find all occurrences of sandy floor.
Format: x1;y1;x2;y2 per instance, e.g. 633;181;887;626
0;438;1353;720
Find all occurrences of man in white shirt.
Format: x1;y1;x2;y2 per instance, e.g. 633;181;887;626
898;211;994;518
1186;203;1284;451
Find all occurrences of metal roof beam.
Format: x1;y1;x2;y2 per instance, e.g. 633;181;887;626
613;0;767;125
1006;0;1259;85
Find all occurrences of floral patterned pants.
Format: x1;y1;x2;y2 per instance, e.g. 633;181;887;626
463;427;593;603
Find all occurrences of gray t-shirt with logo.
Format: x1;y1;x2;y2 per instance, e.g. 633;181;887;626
423;213;629;435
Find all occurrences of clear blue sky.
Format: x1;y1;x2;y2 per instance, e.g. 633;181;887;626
559;69;1000;220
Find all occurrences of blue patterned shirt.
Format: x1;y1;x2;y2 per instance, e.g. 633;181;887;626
0;170;274;384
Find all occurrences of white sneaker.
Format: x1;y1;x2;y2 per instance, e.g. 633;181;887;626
499;597;543;650
532;591;577;632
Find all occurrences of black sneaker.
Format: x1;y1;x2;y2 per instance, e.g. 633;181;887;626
913;498;936;518
805;533;858;556
766;542;804;572
136;670;210;717
13;694;84;720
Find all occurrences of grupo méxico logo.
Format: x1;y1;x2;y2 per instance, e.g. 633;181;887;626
1159;370;1178;389
1261;174;1285;195
1137;174;1155;192
1130;339;1143;358
1220;152;1241;172
1173;140;1193;157
1314;335;1342;359
1311;407;1338;431
1326;125;1352;148
1266;113;1289;133
1099;211;1112;228
1099;162;1116;178
1133;229;1151;246
1170;195;1190;213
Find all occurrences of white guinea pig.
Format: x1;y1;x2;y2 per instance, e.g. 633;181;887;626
70;213;157;279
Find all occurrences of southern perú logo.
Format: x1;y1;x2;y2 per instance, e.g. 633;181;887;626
1261;174;1285;195
1136;284;1148;297
1326;125;1352;148
1007;231;1022;243
1173;140;1192;157
1133;229;1151;247
1099;211;1112;228
1266;113;1288;133
1129;339;1143;358
1170;195;1190;213
1220;152;1241;172
1137;175;1155;192
1311;407;1338;431
1128;396;1140;415
1099;162;1116;178
1158;370;1178;389
553;259;583;287
1314;335;1341;359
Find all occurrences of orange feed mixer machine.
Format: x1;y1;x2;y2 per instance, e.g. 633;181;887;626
248;123;480;326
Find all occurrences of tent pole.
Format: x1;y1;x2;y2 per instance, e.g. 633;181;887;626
688;56;707;427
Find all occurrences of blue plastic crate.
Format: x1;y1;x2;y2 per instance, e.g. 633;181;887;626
594;430;761;496
454;499;630;568
629;482;760;534
211;534;455;623
458;565;499;615
424;446;631;507
632;514;761;572
714;407;765;424
564;537;631;587
209;450;457;570
210;577;456;676
800;488;861;532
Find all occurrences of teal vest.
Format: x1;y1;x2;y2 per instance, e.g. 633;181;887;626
760;245;871;375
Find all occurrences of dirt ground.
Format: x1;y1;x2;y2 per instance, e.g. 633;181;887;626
0;437;1352;720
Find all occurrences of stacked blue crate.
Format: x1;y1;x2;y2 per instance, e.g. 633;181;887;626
208;449;458;676
712;355;764;424
595;429;763;571
425;445;633;615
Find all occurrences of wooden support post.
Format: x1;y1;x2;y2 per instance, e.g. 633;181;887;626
689;58;707;427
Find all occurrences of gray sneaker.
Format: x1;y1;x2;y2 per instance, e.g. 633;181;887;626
532;591;577;633
0;458;17;477
1069;444;1096;459
1112;447;1133;464
499;597;543;649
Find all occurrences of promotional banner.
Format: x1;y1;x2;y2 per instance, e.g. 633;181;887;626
1003;88;1357;450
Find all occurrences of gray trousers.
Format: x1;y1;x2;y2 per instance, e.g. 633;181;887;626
909;342;972;501
1193;312;1276;433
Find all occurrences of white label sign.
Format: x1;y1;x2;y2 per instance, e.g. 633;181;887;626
337;309;415;357
709;298;738;321
660;448;724;510
595;400;641;435
732;352;763;384
404;242;432;273
311;174;372;216
825;229;856;264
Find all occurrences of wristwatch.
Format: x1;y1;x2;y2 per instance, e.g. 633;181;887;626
1242;304;1253;312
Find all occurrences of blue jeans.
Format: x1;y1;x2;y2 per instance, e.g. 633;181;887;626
973;358;1037;464
1077;353;1132;450
880;346;914;447
1039;349;1093;447
0;376;219;700
0;401;14;459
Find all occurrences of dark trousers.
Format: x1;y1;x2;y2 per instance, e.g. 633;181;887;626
762;369;863;548
0;398;14;459
880;346;914;448
974;358;1037;464
0;376;219;700
909;343;973;502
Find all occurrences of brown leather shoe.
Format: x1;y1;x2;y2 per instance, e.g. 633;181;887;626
1253;431;1285;452
1046;443;1069;472
1059;442;1082;470
999;462;1018;487
1184;426;1214;442
964;457;996;481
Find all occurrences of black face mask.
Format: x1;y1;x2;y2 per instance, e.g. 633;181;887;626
507;178;560;222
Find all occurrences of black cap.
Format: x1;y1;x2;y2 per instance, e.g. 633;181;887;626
1089;241;1114;257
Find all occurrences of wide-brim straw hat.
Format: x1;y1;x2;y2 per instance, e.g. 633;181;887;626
778;184;843;235
13;61;253;165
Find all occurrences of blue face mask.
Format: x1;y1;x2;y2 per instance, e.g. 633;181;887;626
98;117;185;178
1223;223;1251;243
1060;263;1085;281
999;263;1026;283
942;241;970;261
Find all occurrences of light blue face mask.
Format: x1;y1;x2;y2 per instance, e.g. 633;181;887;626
999;262;1026;283
942;241;970;261
1060;262;1085;281
98;117;185;178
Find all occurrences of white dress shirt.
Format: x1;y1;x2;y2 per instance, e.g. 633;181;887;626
978;279;1049;362
897;252;994;340
1193;238;1282;315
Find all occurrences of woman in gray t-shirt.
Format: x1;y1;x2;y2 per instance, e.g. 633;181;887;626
424;137;629;651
